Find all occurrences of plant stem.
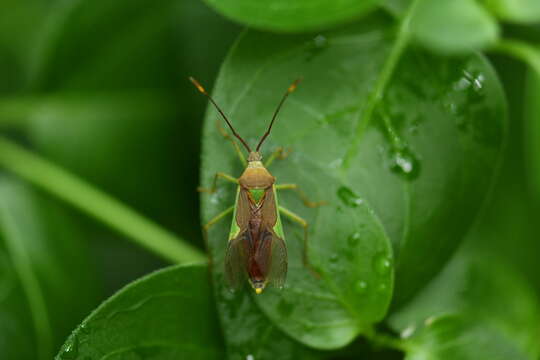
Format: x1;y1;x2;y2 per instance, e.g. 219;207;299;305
342;0;421;171
364;326;408;352
0;136;207;264
492;39;540;76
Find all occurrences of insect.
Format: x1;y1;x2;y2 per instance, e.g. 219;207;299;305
191;77;323;294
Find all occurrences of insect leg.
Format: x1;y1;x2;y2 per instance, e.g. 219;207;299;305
202;206;234;253
198;172;238;193
215;120;247;167
278;206;320;278
275;184;327;208
264;147;290;168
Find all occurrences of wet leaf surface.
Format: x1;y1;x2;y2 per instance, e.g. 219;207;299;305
200;15;506;356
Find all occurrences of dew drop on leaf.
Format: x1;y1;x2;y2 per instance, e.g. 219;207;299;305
388;147;421;180
373;253;392;276
355;280;368;294
305;34;330;61
347;232;361;247
336;186;364;207
60;336;78;359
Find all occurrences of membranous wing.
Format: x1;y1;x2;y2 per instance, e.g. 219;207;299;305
263;229;287;289
260;187;287;289
224;230;248;290
225;186;288;290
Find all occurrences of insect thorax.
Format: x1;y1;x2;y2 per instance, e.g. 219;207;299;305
238;159;275;190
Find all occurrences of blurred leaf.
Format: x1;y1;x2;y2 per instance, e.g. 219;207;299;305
0;176;100;360
381;0;410;16
389;247;540;360
56;265;224;360
0;0;57;91
202;0;380;32
410;0;499;55
6;0;231;248
483;0;540;24
200;16;506;354
526;71;540;210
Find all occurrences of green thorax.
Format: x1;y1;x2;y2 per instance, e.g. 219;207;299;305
250;189;265;203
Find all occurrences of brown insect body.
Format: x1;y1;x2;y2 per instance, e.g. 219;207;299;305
191;76;298;293
236;153;280;292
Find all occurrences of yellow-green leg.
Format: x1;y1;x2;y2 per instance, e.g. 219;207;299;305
278;206;319;277
264;147;290;168
215;120;247;167
275;184;327;208
201;205;234;256
198;172;238;193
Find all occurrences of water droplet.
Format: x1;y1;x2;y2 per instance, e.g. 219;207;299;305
313;35;328;48
377;283;388;292
79;323;90;335
373;253;392;276
348;232;361;246
400;324;416;339
246;354;255;360
329;254;339;263
453;70;485;98
336;186;364;208
60;336;78;359
388;147;420;180
305;35;330;61
355;280;368;294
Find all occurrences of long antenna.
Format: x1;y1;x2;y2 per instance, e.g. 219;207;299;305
189;77;252;153
256;78;301;152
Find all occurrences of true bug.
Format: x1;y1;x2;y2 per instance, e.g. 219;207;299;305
191;77;323;294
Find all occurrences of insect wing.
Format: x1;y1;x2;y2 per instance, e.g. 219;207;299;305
265;230;288;289
224;231;248;290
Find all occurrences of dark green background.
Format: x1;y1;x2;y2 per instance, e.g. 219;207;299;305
0;0;539;359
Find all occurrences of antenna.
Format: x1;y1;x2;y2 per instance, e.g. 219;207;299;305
256;78;301;152
189;77;252;153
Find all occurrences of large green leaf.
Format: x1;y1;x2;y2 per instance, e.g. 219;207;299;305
202;0;380;33
200;15;506;354
0;176;100;360
410;0;499;54
55;265;224;360
389;247;540;360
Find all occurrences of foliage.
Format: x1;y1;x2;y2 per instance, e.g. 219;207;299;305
0;0;539;359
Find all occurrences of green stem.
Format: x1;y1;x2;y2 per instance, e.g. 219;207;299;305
341;0;421;171
492;39;540;76
364;326;407;352
0;136;207;264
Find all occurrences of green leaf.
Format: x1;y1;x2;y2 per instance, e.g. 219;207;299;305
483;0;540;24
200;16;506;354
202;0;380;33
55;265;224;360
389;248;540;360
7;0;240;245
0;176;100;360
410;0;499;54
526;70;540;204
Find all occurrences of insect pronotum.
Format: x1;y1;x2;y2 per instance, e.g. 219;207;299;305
191;77;324;294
